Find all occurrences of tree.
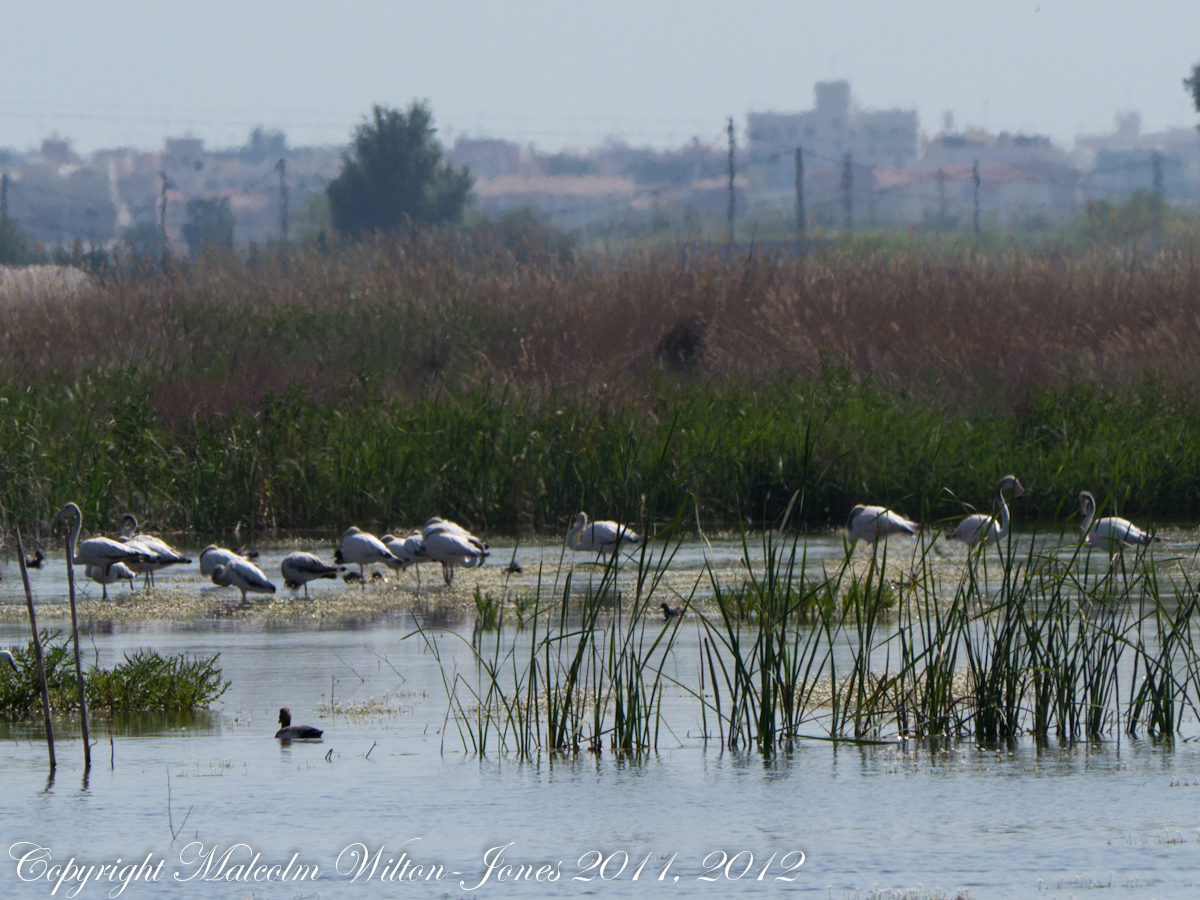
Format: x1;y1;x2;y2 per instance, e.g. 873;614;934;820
326;103;473;239
181;198;234;255
0;219;38;265
1185;63;1200;114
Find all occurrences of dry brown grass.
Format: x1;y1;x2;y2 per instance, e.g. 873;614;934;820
5;238;1200;416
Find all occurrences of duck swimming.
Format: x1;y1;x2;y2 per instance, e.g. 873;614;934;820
275;707;323;740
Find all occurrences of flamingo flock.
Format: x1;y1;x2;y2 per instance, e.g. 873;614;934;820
8;483;1160;610
23;506;508;604
848;475;1159;555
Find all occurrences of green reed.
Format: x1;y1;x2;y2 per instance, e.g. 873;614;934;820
0;632;229;718
7;360;1200;539
420;510;1200;759
410;508;695;758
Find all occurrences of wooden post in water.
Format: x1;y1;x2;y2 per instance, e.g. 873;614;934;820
63;532;91;770
15;528;55;773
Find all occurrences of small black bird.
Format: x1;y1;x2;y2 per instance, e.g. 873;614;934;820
275;707;323;740
660;602;685;620
24;549;46;569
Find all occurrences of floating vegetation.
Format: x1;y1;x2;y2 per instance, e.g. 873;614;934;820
315;694;413;719
0;631;228;718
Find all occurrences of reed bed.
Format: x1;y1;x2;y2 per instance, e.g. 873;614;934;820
416;507;1200;758
5;236;1200;535
0;631;229;718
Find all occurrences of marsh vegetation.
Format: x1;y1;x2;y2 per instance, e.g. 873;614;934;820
422;515;1200;758
4;235;1200;538
0;631;228;719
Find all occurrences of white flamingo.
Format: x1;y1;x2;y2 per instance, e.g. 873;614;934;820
118;514;192;587
1079;491;1159;552
422;524;488;587
566;512;642;562
199;545;259;577
382;531;433;589
1;649;17;672
383;531;429;568
211;558;276;603
56;502;155;581
335;526;398;580
947;476;1024;547
280;552;344;598
423;518;488;568
85;562;135;598
846;505;920;545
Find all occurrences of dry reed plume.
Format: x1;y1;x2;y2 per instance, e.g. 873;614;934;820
5;236;1200;416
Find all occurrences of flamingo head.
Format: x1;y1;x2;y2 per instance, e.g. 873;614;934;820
846;505;866;530
1078;491;1096;518
54;502;81;525
999;475;1024;497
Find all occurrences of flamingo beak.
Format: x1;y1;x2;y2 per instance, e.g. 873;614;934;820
1014;481;1025;497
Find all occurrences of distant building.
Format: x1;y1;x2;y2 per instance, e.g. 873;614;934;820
1074;115;1200;205
164;136;205;168
747;80;919;180
38;137;79;166
1088;150;1192;203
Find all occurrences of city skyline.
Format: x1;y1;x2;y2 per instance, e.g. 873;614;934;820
3;1;1200;155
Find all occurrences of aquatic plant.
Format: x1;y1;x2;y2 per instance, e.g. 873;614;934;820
419;508;1200;758
0;632;229;718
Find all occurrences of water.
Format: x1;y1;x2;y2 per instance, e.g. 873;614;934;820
2;534;1199;899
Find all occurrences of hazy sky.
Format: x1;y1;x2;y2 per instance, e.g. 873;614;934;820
4;1;1199;155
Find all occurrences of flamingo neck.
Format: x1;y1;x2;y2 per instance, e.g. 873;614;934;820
995;485;1011;539
1080;500;1097;537
64;503;82;564
566;516;586;547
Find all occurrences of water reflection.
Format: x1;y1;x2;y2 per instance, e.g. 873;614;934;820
0;709;220;742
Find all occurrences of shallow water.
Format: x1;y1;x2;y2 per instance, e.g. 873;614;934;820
4;527;1198;614
2;533;1200;899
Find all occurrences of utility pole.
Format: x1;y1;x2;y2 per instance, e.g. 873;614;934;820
841;153;853;234
275;157;289;243
937;167;948;229
1152;150;1164;247
972;160;981;236
794;147;806;252
726;117;736;245
158;170;168;248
